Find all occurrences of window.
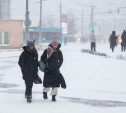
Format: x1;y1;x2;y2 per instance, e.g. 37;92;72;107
4;32;9;44
0;31;9;45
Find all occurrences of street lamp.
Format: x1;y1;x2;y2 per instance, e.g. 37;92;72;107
39;0;47;44
25;0;30;41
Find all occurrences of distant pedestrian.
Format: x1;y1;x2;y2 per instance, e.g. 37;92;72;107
64;37;68;46
89;30;96;52
18;40;39;103
109;31;118;52
121;30;126;52
40;38;66;102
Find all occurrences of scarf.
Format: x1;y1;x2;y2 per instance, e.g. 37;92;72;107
47;46;54;58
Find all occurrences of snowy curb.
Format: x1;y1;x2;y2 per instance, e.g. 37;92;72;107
81;49;126;61
81;49;110;58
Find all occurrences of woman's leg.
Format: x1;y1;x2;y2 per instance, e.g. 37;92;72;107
25;79;33;98
51;87;58;95
43;87;50;92
51;87;58;101
24;79;33;103
43;87;50;99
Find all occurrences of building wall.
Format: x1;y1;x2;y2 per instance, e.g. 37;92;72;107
0;0;10;20
0;20;23;49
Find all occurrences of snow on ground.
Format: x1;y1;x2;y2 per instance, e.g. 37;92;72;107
0;42;126;113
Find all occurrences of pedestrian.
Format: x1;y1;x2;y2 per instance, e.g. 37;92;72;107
18;40;39;103
64;37;68;46
89;30;96;52
40;38;66;102
121;30;126;52
109;31;118;52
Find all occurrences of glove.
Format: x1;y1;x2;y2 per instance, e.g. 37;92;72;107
61;84;67;89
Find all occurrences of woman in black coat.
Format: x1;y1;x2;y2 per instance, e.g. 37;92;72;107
18;41;39;103
121;30;126;52
41;39;66;101
109;31;117;52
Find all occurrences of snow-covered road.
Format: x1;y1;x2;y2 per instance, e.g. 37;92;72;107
0;43;126;113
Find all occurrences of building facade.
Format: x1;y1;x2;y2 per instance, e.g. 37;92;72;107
0;0;10;20
0;20;23;49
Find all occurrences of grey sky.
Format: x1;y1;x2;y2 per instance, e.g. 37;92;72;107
10;0;126;37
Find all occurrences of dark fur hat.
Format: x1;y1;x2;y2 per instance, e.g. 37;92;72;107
27;40;35;46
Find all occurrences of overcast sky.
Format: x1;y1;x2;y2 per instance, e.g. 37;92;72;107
10;0;126;37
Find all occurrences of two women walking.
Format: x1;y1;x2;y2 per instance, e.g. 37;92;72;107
18;39;66;103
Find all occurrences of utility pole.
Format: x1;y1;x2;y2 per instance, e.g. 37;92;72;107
60;0;61;29
71;14;74;38
39;0;42;44
91;5;94;31
25;0;29;41
60;0;62;41
82;10;84;43
102;20;104;36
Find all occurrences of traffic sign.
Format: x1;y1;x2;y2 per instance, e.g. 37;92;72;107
24;19;32;27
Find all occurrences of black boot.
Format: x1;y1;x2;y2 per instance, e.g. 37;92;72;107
43;92;48;99
25;94;28;98
52;95;56;102
26;96;32;103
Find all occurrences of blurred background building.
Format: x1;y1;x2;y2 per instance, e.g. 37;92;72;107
0;0;11;20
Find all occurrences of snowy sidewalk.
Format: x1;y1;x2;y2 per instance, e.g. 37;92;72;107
0;43;126;113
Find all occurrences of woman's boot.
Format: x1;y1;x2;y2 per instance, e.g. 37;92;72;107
52;95;56;101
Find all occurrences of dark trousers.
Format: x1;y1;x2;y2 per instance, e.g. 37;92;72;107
91;42;96;52
110;45;115;52
112;47;114;52
25;79;33;97
121;45;126;52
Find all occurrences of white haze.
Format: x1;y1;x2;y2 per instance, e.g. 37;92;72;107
11;0;126;38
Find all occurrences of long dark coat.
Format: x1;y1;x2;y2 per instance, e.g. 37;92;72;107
109;34;117;49
121;31;126;46
41;44;66;88
18;46;39;81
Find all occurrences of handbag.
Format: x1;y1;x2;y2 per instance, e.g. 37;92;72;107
33;76;42;84
39;60;45;72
